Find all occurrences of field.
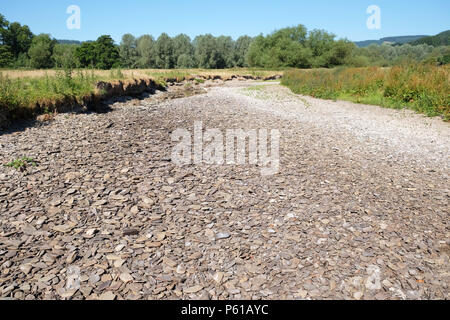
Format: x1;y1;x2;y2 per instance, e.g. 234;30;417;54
281;65;450;120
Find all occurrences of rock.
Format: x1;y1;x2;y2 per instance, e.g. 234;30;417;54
119;273;134;283
216;232;231;240
353;292;364;300
163;257;177;268
19;264;32;275
0;77;447;302
89;274;100;284
213;272;224;284
123;228;139;236
99;292;116;300
184;285;203;294
297;289;308;299
176;264;186;274
130;206;139;214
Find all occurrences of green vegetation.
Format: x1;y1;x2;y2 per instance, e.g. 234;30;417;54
4;156;36;170
246;26;355;68
75;35;120;69
412;30;450;47
355;35;428;47
281;64;450;120
0;70;106;118
1;12;449;70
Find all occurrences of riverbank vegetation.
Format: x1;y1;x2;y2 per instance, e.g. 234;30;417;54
281;64;450;120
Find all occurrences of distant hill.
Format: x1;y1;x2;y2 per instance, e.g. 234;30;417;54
411;30;450;46
355;35;428;47
57;39;82;45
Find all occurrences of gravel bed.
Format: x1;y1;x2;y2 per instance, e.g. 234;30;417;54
0;81;448;300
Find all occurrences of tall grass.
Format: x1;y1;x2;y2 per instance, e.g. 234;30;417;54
0;69;130;121
0;70;98;110
0;68;283;124
281;64;450;120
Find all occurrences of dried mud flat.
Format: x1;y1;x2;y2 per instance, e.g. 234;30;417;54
0;80;448;300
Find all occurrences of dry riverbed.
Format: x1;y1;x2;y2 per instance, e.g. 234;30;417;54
0;80;448;300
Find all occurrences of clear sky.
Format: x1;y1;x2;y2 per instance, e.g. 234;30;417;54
1;0;449;43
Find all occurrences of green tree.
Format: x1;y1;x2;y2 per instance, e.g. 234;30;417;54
173;34;194;68
75;41;96;67
155;33;175;69
194;34;222;69
176;53;196;68
94;35;120;69
0;14;9;44
326;40;355;66
306;29;335;67
234;36;253;67
246;35;266;67
2;22;33;58
136;35;155;68
216;36;234;68
28;34;56;69
246;25;311;68
0;45;13;66
52;43;79;69
173;34;193;57
119;33;138;68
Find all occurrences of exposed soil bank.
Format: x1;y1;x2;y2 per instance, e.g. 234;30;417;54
0;74;281;130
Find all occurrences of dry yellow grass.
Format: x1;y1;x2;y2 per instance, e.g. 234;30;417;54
0;68;282;80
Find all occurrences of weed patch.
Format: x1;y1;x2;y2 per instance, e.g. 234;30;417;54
281;65;450;120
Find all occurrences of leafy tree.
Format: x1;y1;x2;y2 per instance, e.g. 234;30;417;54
119;34;138;68
216;36;235;68
155;33;175;69
136;35;155;68
246;25;312;68
0;14;8;44
306;29;335;67
177;53;196;68
194;34;223;69
94;35;120;69
0;45;13;66
173;34;193;57
13;53;30;68
326;40;355;66
2;22;33;58
173;34;194;68
75;36;119;69
75;41;96;67
28;34;56;69
246;35;267;67
234;36;253;67
52;43;79;69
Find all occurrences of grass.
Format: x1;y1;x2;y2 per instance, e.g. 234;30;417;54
4;157;36;170
0;68;282;80
0;68;282;125
281;64;450;120
0;70;104;121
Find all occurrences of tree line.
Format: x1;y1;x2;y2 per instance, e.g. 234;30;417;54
1;13;448;70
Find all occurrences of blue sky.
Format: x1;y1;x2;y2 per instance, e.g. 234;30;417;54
1;0;449;42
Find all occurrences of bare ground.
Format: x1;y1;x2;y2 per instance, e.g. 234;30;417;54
0;80;448;300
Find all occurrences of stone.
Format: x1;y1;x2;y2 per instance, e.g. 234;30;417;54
184;285;203;294
99;292;116;300
216;232;231;240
